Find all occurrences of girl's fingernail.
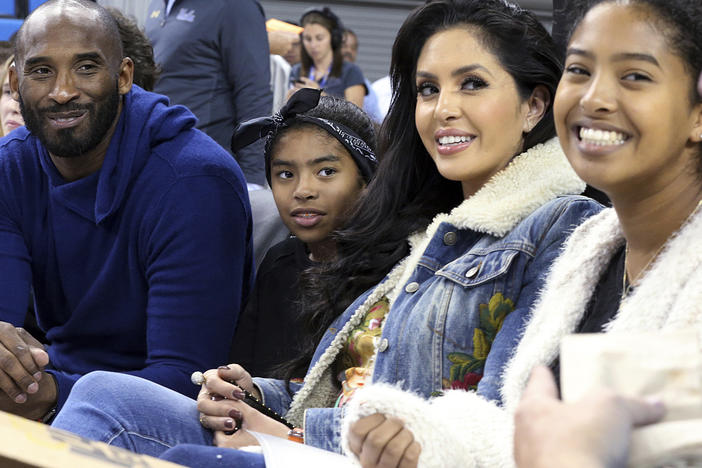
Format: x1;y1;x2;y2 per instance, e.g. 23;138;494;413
224;418;234;429
33;372;42;381
229;408;242;419
14;393;26;404
218;365;231;370
232;389;246;400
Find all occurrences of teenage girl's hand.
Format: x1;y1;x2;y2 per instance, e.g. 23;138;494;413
347;413;421;468
196;364;261;432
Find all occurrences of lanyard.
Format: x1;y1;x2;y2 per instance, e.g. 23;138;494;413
309;65;332;88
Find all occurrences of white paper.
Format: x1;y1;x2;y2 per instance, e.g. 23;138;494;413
560;331;702;467
561;331;702;422
248;431;356;468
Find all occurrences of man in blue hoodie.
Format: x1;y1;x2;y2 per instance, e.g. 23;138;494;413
0;0;253;422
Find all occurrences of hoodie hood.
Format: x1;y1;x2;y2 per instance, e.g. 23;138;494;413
37;85;197;223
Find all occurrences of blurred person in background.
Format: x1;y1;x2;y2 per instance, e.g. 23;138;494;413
0;55;23;136
288;7;366;108
145;0;272;188
342;28;382;123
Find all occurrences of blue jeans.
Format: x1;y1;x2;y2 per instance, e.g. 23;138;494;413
52;371;266;467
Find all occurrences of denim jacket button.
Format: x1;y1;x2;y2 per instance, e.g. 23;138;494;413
404;281;419;293
378;338;389;352
443;231;457;246
465;266;480;278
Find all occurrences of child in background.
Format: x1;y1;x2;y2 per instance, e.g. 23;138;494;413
229;88;377;378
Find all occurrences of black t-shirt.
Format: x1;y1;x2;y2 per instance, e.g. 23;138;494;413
551;245;626;388
229;237;313;378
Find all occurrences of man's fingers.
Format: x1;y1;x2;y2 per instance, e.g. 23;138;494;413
28;347;49;369
0;333;42;397
0;368;27;403
16;328;49;369
522;365;559;400
0;324;44;380
622;397;665;427
15;328;45;350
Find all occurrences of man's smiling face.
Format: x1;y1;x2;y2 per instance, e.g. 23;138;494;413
12;3;128;159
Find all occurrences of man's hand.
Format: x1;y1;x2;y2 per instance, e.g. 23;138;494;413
268;30;298;56
347;413;421;468
0;322;49;404
514;366;665;468
0;370;57;420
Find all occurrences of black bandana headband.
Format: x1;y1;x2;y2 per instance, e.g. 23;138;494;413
231;88;377;185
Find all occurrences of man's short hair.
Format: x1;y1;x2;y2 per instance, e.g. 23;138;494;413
15;0;124;66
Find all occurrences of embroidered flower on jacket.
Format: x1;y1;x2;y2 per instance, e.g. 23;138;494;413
443;292;515;390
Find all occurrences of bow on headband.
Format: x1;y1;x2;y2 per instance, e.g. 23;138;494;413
231;88;377;184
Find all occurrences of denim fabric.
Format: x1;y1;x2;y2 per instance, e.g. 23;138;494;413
160;444;265;467
256;195;602;452
53;371;267;468
52;372;213;454
53;197;601;461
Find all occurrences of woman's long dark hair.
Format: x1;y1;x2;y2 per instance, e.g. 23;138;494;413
283;0;562;380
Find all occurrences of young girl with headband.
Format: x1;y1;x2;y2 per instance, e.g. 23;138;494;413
230;88;377;378
51;1;601;466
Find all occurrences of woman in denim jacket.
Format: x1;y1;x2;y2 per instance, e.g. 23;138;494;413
51;0;601;465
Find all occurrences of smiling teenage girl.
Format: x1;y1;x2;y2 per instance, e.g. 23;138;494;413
342;0;702;467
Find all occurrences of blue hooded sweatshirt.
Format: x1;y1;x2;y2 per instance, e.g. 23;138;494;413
0;86;253;412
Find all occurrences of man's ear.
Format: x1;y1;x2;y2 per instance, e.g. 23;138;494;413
117;57;134;95
9;63;19;100
689;101;702;144
522;85;550;133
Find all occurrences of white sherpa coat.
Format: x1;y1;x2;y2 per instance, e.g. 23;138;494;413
341;206;702;467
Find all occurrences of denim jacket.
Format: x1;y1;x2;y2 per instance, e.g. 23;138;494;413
254;138;602;452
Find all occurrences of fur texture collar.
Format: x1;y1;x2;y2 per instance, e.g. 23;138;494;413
502;205;702;412
285;137;585;426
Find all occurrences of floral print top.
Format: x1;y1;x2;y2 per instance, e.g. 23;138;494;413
335;298;390;407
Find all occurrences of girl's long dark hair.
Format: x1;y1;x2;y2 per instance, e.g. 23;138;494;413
283;0;562;380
